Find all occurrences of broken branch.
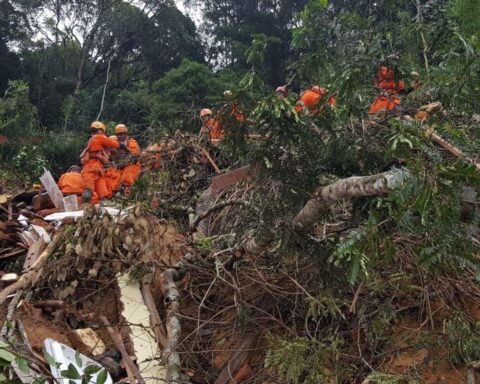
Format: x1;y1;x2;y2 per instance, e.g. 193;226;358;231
0;231;63;306
162;268;182;383
100;316;145;384
191;199;249;230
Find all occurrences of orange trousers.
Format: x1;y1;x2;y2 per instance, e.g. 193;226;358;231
81;160;109;200
120;163;141;187
104;168;123;198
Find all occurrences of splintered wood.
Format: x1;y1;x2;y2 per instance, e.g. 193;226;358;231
39;168;65;210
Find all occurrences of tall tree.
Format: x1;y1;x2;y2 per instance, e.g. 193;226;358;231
188;0;308;86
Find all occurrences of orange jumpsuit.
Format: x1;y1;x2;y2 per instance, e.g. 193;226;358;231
118;138;141;188
368;67;405;114
295;90;321;114
104;168;123;198
80;134;120;200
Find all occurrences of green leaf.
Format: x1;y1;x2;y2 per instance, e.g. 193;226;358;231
96;369;108;384
61;363;81;380
84;364;102;375
43;349;60;368
75;350;82;367
15;356;30;374
0;347;16;362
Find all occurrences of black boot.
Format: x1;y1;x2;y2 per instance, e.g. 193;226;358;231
82;188;93;203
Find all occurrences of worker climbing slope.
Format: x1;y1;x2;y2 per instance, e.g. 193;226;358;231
80;121;126;203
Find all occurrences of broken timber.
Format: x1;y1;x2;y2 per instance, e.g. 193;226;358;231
39;169;65;210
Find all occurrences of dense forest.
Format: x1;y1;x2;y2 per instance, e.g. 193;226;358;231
0;0;476;178
1;0;480;383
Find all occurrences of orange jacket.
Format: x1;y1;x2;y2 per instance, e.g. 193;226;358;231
117;137;140;155
58;172;84;195
204;118;224;144
375;67;405;94
295;90;321;114
80;134;120;166
229;105;245;123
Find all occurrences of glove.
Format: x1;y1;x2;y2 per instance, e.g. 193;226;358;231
119;142;130;152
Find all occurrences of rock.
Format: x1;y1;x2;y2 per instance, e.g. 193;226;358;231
72;328;107;356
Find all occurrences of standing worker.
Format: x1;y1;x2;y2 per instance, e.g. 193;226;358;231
112;124;141;194
368;66;405;114
199;108;223;146
80;121;127;203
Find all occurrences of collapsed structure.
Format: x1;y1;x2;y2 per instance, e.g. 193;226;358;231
1;110;480;384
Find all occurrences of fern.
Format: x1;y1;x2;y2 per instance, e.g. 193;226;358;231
445;313;480;364
265;335;347;383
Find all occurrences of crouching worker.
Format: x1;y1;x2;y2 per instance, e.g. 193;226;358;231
58;165;83;195
59;165;100;204
112;124;141;195
80;121;128;203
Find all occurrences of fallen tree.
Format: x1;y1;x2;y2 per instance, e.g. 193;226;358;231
292;168;411;232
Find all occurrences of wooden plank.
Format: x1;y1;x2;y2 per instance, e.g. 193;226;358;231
39;169;64;209
23;238;46;272
141;282;168;348
19;231;37;247
63;195;79;212
36;207;64;217
33;191;55;211
210;166;251;193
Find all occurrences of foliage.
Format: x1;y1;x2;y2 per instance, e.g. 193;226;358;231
188;0;308;85
445;313;480;364
1;339;108;384
147;60;236;131
265;335;346;383
363;373;419;384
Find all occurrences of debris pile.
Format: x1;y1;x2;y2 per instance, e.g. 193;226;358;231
139;132;223;227
1;121;480;383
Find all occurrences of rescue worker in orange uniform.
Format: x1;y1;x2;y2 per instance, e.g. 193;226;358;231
295;85;336;114
58;165;84;196
80;121;126;203
200;108;223;146
368;66;406;114
59;165;100;204
111;124;141;194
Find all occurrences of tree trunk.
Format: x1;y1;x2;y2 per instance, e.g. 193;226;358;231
292;169;410;232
